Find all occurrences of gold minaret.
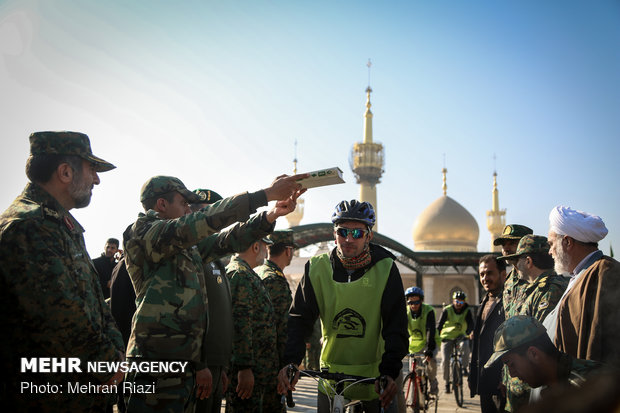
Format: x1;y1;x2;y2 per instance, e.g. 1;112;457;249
286;140;304;227
350;59;384;230
486;169;506;252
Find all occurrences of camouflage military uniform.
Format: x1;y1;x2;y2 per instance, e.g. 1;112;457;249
502;267;530;412
196;214;276;413
125;189;264;412
226;255;278;413
0;183;124;412
519;270;568;322
257;259;292;412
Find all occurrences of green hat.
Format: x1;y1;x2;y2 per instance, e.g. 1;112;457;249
267;229;298;248
500;234;549;260
140;176;206;203
493;224;533;246
484;315;547;368
260;237;274;245
29;131;115;172
192;188;223;205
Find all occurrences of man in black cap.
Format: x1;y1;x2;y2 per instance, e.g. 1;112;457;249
0;131;124;411
493;224;533;412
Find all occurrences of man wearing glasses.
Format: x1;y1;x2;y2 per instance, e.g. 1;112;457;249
278;200;408;413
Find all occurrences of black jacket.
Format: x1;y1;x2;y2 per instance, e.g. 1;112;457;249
92;254;116;300
109;257;136;346
284;243;408;379
469;292;505;397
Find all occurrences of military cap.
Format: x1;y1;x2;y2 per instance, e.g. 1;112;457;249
192;188;223;205
140;176;206;203
267;229;298;248
500;234;549;260
260;237;274;245
484;315;547;368
493;224;533;246
29;131;115;172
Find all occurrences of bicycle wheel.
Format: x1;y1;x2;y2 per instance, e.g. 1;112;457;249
419;374;429;412
402;372;421;413
452;359;464;407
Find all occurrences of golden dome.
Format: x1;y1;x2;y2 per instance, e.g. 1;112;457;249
413;195;479;252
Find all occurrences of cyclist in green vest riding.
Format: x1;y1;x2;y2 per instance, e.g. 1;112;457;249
405;286;439;394
278;200;408;412
437;290;474;393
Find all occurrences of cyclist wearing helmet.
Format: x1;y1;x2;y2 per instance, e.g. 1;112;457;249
437;290;474;393
405;286;439;394
278;200;407;412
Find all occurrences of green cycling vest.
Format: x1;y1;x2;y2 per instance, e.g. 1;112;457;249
439;305;470;341
407;303;437;354
309;253;392;401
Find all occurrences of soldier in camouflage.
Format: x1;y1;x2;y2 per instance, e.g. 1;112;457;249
257;229;297;412
189;188;281;413
227;238;279;412
0;131;125;412
501;235;568;322
498;234;569;411
485;316;603;406
493;224;533;412
124;174;304;412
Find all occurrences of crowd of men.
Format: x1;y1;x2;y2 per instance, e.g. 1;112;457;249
1;131;619;413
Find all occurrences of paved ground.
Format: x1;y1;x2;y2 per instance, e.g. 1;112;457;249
219;358;482;412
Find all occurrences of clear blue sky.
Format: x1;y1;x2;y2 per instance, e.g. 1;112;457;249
1;0;619;257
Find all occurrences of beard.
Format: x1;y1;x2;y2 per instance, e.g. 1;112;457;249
69;171;93;209
553;244;571;275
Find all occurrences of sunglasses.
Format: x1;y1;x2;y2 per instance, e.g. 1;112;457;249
455;300;465;305
407;300;421;306
336;227;368;239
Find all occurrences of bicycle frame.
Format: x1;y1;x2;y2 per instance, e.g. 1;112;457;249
286;365;386;413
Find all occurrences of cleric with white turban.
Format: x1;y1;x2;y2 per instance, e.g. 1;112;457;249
548;205;608;244
545;205;620;371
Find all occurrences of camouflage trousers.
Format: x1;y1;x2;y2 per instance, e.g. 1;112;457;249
225;385;265;413
125;369;195;413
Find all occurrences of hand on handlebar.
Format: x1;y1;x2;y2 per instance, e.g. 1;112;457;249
277;364;300;395
375;375;397;408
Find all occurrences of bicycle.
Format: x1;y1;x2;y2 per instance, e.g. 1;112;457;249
402;353;438;413
444;336;467;407
285;364;388;413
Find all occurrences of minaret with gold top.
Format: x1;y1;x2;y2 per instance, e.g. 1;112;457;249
350;59;384;230
286;140;305;228
486;170;506;252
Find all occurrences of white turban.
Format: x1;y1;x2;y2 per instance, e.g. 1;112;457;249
549;206;608;243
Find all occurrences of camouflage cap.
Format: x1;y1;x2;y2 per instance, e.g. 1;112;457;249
192;188;223;205
500;234;549;260
260;237;274;245
484;315;547;368
267;229;298;248
493;224;533;246
29;131;115;172
140;176;206;203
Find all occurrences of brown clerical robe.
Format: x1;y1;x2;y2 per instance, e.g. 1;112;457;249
555;255;620;369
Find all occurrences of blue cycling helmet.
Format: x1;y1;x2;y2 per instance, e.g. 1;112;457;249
405;286;424;299
331;200;376;228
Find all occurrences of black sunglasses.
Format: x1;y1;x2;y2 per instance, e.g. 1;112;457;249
407;300;421;305
336;227;368;239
